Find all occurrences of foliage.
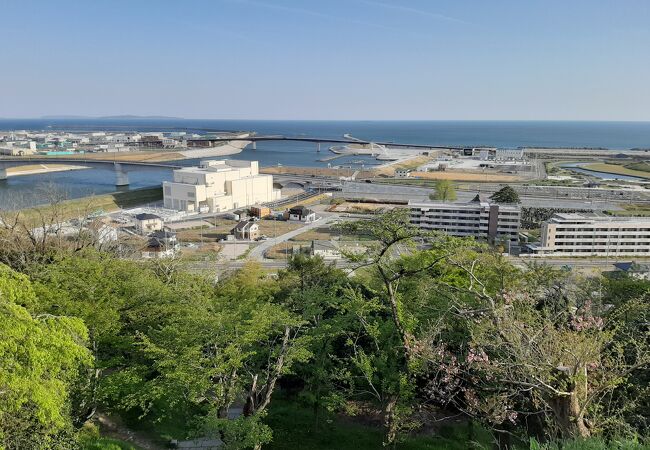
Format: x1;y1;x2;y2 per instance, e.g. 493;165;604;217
0;263;93;449
528;436;650;449
430;179;457;202
1;212;649;448
490;185;520;203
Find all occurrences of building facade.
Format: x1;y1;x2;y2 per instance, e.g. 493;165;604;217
134;213;164;234
409;195;521;244
287;205;316;222
163;160;281;213
529;213;650;256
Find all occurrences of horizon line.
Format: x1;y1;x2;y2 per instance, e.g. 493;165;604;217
1;116;650;124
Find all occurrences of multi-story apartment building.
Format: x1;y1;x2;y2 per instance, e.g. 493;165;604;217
529;213;650;256
409;195;521;245
163;159;280;213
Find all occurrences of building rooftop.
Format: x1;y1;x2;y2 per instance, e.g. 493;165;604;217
149;230;176;239
312;240;339;251
550;213;650;224
289;205;313;215
135;213;161;221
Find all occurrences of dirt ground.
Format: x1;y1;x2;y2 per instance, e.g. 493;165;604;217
329;202;397;213
409;170;523;182
373;155;435;176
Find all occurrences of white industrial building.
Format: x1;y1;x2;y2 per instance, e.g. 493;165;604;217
163;160;280;213
528;213;650;257
409;195;521;245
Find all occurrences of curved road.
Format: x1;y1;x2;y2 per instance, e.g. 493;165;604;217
248;214;339;261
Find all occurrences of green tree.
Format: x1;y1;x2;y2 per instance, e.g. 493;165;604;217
0;263;93;449
490;185;520;203
339;209;473;444
429;179;457;202
98;263;310;449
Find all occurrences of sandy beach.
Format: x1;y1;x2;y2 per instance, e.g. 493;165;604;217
6;164;88;177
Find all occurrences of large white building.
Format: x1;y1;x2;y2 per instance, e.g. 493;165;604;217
163;160;280;213
409;195;521;244
529;213;650;257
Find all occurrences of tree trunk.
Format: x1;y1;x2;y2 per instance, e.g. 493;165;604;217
383;395;399;448
549;392;590;439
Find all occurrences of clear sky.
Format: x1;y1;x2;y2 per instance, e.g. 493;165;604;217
1;0;649;120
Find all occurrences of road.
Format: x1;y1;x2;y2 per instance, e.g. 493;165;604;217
341;182;624;210
248;214;339;261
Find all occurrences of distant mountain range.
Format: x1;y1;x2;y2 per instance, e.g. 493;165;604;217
39;115;185;120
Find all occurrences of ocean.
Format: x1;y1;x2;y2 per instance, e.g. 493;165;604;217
1;119;650;209
2;119;650;150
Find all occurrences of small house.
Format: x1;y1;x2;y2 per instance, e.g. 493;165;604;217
134;213;163;234
232;220;260;240
287;205;316;222
142;231;178;259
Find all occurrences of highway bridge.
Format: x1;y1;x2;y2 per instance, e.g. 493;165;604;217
0;157;182;186
195;135;463;150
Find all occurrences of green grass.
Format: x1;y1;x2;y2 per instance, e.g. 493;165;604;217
625;161;650;173
81;437;142;450
582;163;650;179
264;399;491;450
606;203;650;217
14;187;163;225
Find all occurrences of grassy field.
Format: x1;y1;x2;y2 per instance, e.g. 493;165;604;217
625;161;650;173
583;163;650;179
12;187;163;225
264;399;491;450
607;203;650;217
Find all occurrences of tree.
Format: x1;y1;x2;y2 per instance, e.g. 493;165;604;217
419;256;650;443
0;263;93;449
98;263;311;449
338;209;472;444
429;179;457;202
490;185;520;203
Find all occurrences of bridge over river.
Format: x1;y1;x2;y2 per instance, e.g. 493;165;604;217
0;157;183;186
197;135;464;151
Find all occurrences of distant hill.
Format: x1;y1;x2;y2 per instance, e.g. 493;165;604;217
40;115;185;120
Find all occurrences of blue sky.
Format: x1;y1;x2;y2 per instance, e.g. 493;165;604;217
1;0;649;120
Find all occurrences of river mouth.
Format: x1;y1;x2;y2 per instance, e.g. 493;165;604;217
559;163;648;182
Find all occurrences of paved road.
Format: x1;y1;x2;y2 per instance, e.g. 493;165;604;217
341;182;623;210
248;215;339;261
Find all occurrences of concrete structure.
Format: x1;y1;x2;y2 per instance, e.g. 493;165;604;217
163;160;280;213
287;205;316;222
311;240;341;260
232;220;260;240
495;148;525;160
395;168;412;178
86;220;119;245
528;213;650;257
134;213;164;234
409;194;521;245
